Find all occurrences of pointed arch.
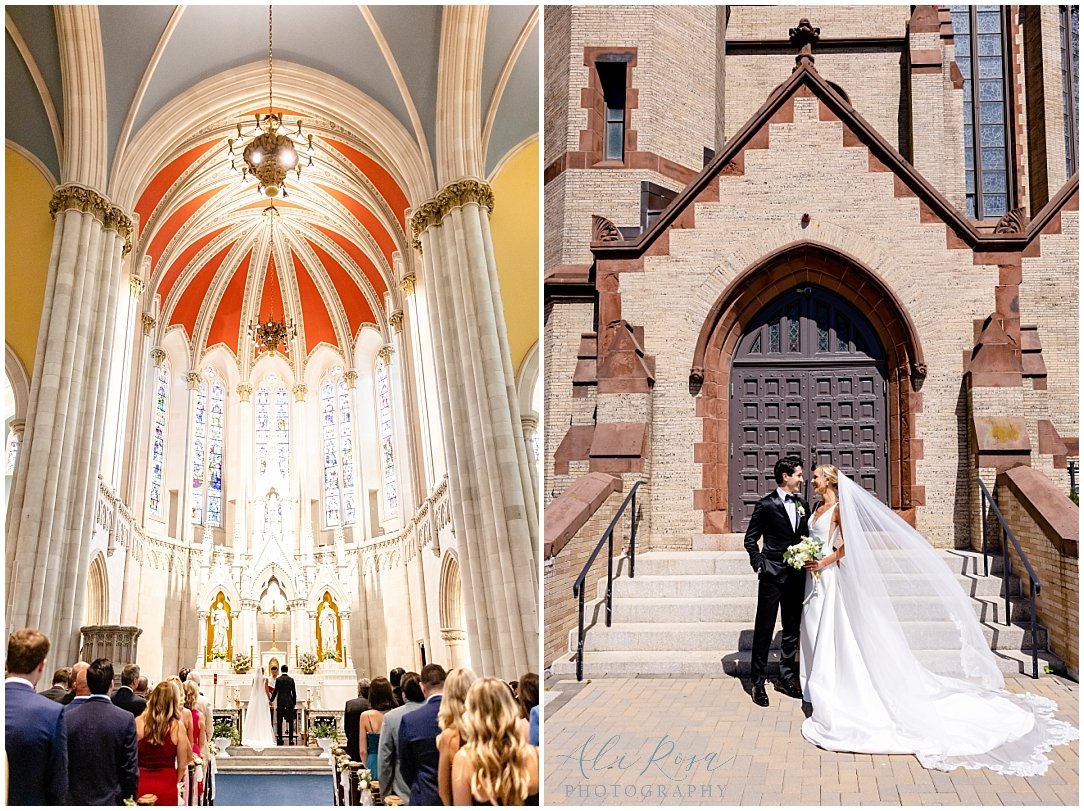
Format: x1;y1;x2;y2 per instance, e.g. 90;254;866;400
85;553;108;626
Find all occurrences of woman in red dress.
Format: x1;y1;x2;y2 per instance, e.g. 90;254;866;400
136;681;191;805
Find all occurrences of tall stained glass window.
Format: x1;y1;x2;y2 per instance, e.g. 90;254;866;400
320;367;357;527
191;368;225;526
951;6;1013;219
6;430;19;475
1061;5;1079;177
256;373;290;484
149;362;169;515
376;356;398;517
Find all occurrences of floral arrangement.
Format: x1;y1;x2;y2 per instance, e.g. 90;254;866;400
231;653;251;674
784;535;824;574
355;767;373;791
298;652;319;674
210;650;229;661
208;741;220;758
312;719;338;740
322;650;338;661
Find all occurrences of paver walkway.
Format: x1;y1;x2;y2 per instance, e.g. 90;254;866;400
543;674;1079;805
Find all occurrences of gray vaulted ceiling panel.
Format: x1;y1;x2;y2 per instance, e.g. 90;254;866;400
481;6;533;131
485;25;538;178
100;5;174;171
6;30;60;183
6;6;64;130
133;6;411;142
367;5;441;171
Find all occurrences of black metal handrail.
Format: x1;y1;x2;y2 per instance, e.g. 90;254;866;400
978;477;1042;679
572;480;643;681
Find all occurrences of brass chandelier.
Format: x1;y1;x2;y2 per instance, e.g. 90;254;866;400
227;5;314;198
249;205;297;355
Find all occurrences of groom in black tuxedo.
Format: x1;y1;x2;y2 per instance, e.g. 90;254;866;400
743;456;809;706
270;665;297;745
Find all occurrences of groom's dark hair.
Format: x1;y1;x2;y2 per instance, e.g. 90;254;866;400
774;456;803;484
280;665;288;673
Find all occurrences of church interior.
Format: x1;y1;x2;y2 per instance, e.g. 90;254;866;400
5;5;540;702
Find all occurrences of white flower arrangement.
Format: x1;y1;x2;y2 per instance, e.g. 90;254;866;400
784;535;824;574
795;501;806;518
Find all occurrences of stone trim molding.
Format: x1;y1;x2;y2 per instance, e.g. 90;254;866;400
409;179;495;251
49;184;134;255
544;472;623;558
999;465;1079;556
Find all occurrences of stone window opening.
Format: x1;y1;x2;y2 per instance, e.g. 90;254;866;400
1061;5;1079;177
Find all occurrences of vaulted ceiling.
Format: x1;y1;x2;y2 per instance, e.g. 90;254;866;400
6;5;539;365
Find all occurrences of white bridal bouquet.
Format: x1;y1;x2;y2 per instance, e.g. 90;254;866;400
784;535;825;577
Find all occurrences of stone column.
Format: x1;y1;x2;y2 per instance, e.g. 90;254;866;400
441;629;468;670
520;413;540;510
339;610;354;669
292;383;310;557
389;298;426;506
381;344;414;518
197;610;209;668
235;384;254;559
5;184;134;667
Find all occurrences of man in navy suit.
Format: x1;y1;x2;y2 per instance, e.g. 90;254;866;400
397;663;446;806
5;628;68;805
111;663;147;717
64;658;139;805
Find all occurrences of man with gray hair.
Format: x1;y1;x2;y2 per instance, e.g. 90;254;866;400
111;664;146;717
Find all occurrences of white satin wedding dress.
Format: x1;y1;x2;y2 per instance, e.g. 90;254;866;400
240;667;277;752
798;476;1077;776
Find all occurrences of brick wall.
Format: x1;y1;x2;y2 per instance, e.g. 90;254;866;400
996;467;1079;675
543;487;631;667
544;300;595;504
725;5;910;40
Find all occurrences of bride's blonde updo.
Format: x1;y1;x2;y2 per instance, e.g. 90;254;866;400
816;464;840;490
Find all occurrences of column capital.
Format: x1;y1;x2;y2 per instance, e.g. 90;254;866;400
237;383;253;402
441;629;467;643
343;370;358;389
129;275;146;297
292;383;308;402
49;184;134;255
378;345;394;365
141;314;155;336
399;273;416;296
151;348;166;367
409;178;494;251
10;419;26;438
521;414;539;433
389;310;404;333
185;371;202;390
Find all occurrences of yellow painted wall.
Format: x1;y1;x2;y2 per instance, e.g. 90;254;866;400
489;137;539;377
6;148;54;376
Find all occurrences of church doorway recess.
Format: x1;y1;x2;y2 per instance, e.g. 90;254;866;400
690;242;927;534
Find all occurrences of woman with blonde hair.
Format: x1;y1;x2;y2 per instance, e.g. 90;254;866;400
436;667;478;804
452;678;539;806
136;681;192;805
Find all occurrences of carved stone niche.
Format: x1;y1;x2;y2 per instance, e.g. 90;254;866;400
80;625;143;672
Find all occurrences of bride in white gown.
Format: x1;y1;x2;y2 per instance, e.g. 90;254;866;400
241;666;277;752
799;464;1077;776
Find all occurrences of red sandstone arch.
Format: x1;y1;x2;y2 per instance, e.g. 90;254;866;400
691;241;927;532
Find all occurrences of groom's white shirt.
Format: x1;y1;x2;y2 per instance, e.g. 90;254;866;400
776;487;797;530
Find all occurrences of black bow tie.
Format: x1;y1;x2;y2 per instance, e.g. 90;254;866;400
785;494;797;502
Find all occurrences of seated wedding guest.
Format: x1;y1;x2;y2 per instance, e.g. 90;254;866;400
516;673;539;741
358;677;395;779
5;628;68;805
377;673;424;804
134;675;150;699
452;678;540;806
344;678;371;761
61;660;91;705
136;681;192;806
113;664;148;717
40;667;72;702
390;667;406;706
398;663;446;806
436;667;479;805
64;658;139;805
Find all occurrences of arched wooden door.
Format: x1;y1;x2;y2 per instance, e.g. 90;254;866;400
729;285;889;531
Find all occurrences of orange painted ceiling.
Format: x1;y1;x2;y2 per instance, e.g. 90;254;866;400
139;134;400;360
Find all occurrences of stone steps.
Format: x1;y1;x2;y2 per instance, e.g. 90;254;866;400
215;744;330;773
552;548;1061;679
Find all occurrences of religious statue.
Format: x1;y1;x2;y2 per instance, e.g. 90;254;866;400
318;599;338;658
211;601;230;656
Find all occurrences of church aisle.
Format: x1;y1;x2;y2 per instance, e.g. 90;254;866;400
215;773;333;806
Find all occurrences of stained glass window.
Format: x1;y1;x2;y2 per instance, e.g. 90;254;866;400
6;430;18;475
319;367;357;527
149;362;169;516
376;357;398;517
256;373;290;484
1062;5;1079;177
191;369;225;526
787;304;800;352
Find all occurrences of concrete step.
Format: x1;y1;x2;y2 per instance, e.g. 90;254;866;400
550;647;1065;679
215;745;330;773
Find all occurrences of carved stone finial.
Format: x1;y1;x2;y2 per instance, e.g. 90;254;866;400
237;383;253;402
591;214;623;244
689;366;705;386
910;361;928;391
993;206;1028;234
789;18;821;68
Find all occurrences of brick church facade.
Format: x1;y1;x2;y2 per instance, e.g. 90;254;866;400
543;6;1078;669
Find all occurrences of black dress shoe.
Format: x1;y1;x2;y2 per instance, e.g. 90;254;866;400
777;678;803;699
752;683;769;707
